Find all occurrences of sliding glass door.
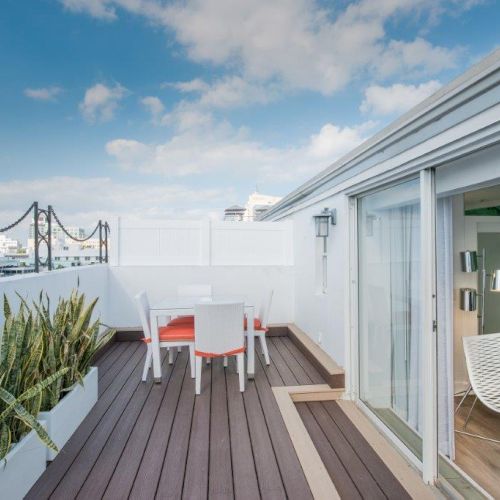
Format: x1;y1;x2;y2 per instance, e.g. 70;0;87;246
358;177;423;459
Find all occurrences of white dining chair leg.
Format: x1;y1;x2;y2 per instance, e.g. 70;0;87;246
178;346;182;352
169;348;174;365
223;356;228;368
142;346;152;382
237;353;245;392
189;345;195;379
259;334;270;365
206;357;211;365
195;357;202;395
235;356;239;373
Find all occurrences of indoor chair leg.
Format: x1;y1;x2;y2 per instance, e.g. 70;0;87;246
464;396;478;430
189;345;195;379
169;348;174;365
237;353;245;392
455;384;472;414
195;357;202;395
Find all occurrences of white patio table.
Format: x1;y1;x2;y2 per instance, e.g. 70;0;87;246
149;295;256;382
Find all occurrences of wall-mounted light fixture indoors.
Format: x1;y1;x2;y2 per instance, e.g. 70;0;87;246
313;208;336;238
491;270;500;292
460;288;477;311
460;250;478;273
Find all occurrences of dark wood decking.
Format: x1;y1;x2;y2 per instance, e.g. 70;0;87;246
296;400;411;500
27;337;326;500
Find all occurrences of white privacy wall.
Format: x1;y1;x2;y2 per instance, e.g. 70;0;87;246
111;218;293;266
0;265;110;328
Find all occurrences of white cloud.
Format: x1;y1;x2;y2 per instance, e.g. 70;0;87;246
59;0;465;95
106;118;373;181
141;96;165;123
360;80;442;115
79;83;128;122
0;176;232;238
24;86;63;101
170;76;276;109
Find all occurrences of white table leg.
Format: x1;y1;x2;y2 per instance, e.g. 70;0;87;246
247;306;255;379
150;311;162;383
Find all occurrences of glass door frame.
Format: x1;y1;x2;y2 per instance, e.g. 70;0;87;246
349;168;439;484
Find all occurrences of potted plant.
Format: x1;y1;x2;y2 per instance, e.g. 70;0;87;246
0;296;68;499
36;290;113;460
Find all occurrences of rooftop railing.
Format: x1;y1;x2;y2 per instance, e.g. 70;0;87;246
0;202;110;272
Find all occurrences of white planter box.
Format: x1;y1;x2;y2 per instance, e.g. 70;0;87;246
0;425;47;500
38;366;98;461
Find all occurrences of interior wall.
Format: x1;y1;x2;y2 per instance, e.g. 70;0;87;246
451;194;500;391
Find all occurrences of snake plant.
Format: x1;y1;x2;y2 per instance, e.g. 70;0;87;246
0;295;69;460
36;290;114;411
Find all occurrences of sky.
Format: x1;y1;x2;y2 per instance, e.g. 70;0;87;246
0;0;499;240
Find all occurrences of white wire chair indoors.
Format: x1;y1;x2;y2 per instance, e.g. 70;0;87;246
455;332;500;444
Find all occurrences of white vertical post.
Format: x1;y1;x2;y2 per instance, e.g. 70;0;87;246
421;168;438;484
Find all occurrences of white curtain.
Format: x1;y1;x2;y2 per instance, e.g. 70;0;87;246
436;197;455;458
388;204;422;433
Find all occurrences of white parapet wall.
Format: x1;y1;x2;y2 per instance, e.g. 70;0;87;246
0;265;110;328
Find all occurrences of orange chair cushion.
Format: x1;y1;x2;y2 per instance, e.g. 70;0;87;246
244;317;264;331
168;315;194;326
158;325;195;341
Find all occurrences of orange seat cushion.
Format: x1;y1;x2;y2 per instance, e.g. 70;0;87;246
158;325;195;341
244;317;264;330
168;315;194;326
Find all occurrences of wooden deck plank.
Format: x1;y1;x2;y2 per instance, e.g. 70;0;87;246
296;402;363;500
75;349;171;499
128;351;188;500
225;362;260;500
98;342;141;396
254;353;313;500
208;359;234;500
243;379;286;500
103;351;184;500
50;346;154;500
267;338;299;386
307;401;386;500
278;336;325;384
270;337;311;386
25;342;144;500
154;356;196;499
324;401;412;500
182;361;212;500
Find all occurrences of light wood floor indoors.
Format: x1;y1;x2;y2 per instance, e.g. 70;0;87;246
454;395;500;498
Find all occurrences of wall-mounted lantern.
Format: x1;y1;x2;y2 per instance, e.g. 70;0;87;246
460;250;478;272
313;208;336;238
460;288;477;311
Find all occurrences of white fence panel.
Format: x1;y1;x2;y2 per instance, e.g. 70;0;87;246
111;218;293;266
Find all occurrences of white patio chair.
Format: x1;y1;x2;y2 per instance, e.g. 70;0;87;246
194;302;245;394
245;290;273;365
455;332;500;444
167;284;213;327
135;291;195;382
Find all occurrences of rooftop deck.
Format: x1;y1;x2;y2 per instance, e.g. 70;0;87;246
26;335;420;500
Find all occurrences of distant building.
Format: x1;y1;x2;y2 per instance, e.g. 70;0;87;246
0;234;20;255
224;205;246;221
223;192;282;221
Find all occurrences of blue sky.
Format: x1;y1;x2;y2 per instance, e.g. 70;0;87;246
0;0;499;237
